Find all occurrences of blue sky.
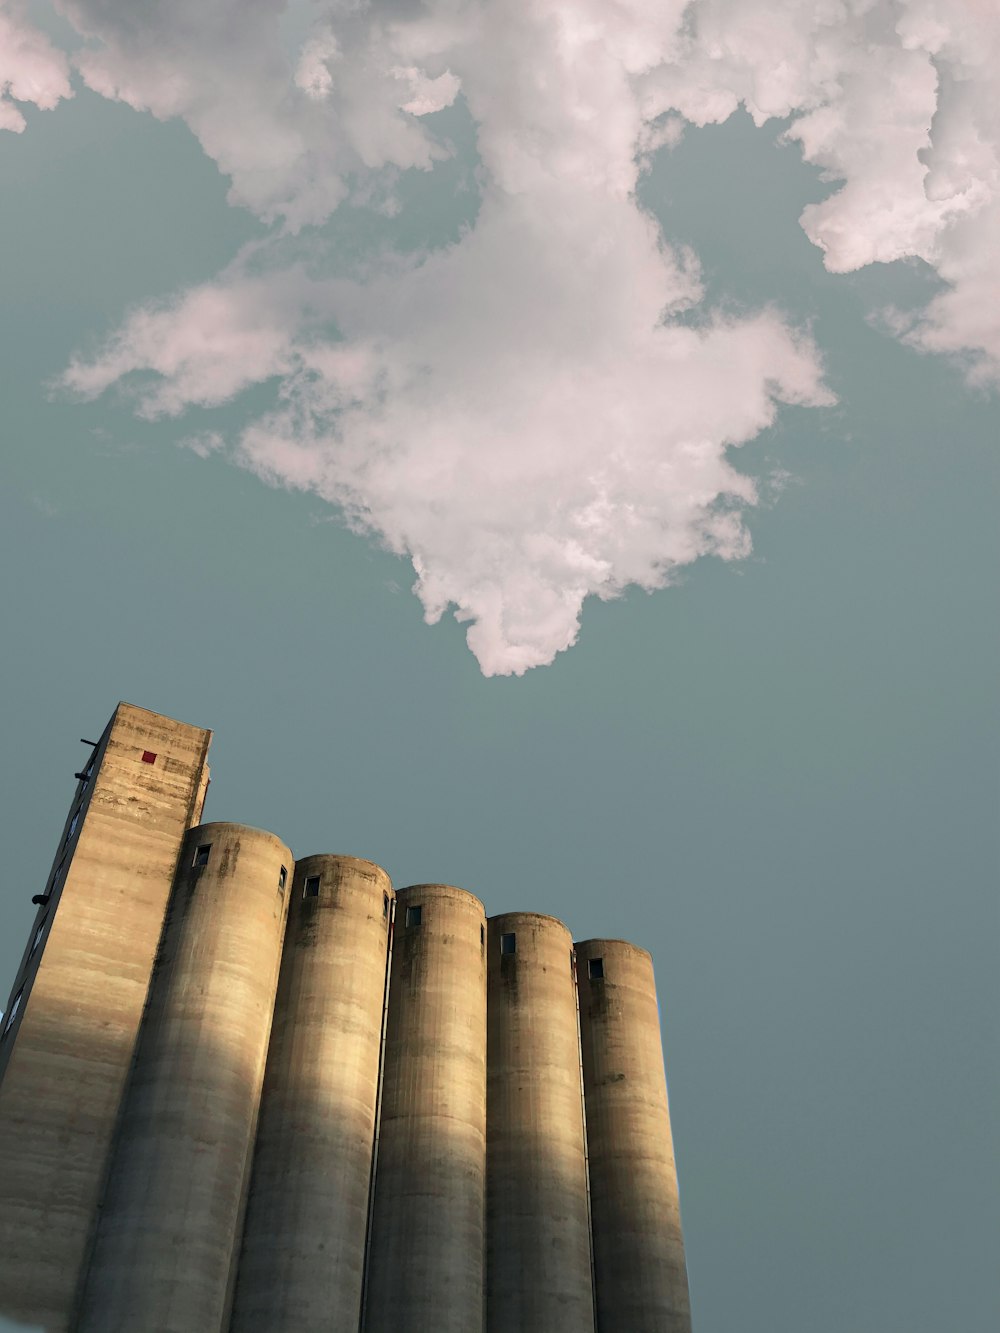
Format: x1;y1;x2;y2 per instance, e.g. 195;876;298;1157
1;2;998;1329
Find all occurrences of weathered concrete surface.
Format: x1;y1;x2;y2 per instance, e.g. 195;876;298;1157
0;703;211;1332
75;822;291;1333
230;855;394;1333
485;913;596;1333
575;939;692;1333
364;884;487;1333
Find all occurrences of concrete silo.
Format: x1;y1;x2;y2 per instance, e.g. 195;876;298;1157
485;913;595;1333
75;823;292;1333
363;884;488;1333
230;855;394;1333
574;939;691;1333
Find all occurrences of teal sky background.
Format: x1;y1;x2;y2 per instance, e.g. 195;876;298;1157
1;82;998;1333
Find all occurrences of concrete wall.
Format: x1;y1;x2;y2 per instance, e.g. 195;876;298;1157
485;913;596;1333
75;822;291;1333
575;939;691;1333
0;703;211;1331
364;884;488;1333
230;855;394;1333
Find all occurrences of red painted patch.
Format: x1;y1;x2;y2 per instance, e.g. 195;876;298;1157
141;751;157;764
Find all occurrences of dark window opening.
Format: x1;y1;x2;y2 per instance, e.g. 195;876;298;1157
304;875;321;898
570;950;576;972
383;893;389;918
481;924;485;948
193;844;211;868
141;750;157;765
278;865;287;890
500;932;516;955
405;905;422;928
588;957;604;981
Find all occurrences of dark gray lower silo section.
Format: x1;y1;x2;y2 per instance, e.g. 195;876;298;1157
75;823;291;1333
575;940;691;1333
229;855;394;1332
363;884;487;1333
485;914;596;1333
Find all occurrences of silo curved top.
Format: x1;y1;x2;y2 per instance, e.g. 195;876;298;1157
574;937;652;962
295;853;393;889
488;910;572;931
188;820;292;847
397;882;485;912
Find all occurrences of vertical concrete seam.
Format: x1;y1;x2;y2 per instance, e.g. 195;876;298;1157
358;893;395;1333
574;950;599;1330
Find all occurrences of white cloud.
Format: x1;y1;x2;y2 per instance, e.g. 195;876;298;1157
46;0;996;669
62;0;832;674
48;0;458;230
640;0;1000;381
0;1;72;132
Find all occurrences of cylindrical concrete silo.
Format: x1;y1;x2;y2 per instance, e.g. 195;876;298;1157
75;823;292;1333
363;884;487;1333
229;855;394;1333
485;913;595;1333
575;939;691;1333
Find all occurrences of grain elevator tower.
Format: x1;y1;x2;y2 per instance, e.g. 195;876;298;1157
0;704;692;1333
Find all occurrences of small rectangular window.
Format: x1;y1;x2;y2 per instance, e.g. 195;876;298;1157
500;932;516;955
278;865;287;890
193;844;211;868
383;893;389;918
588;957;604;981
481;924;485;948
304;875;321;898
405;905;422;928
4;988;24;1035
570;950;576;972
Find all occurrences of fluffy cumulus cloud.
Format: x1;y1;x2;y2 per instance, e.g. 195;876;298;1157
641;0;1000;381
39;0;1000;669
0;1;72;131
61;0;834;673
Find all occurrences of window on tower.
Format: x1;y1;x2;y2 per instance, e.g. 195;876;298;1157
3;988;24;1036
500;932;516;955
303;875;321;898
405;905;422;928
588;957;604;981
193;844;211;868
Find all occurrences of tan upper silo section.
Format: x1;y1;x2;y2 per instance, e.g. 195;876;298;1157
575;938;691;1333
364;884;488;1333
485;913;596;1333
0;703;211;1333
231;854;394;1333
75;822;291;1333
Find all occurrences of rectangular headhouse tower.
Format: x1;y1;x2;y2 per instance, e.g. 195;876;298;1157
0;704;692;1333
